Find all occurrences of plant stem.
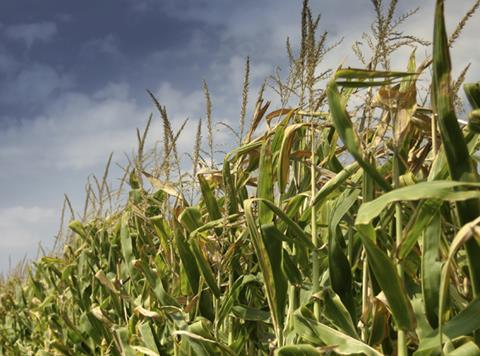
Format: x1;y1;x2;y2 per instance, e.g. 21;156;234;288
361;257;369;341
228;270;234;345
361;157;374;341
311;124;321;320
393;149;408;356
431;114;439;154
214;269;221;338
286;245;299;337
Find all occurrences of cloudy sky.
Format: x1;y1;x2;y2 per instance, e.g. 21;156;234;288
0;0;479;274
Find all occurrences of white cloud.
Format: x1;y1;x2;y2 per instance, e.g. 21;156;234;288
0;89;145;171
0;206;59;274
93;82;130;100
0;79;210;175
0;206;57;248
3;21;58;48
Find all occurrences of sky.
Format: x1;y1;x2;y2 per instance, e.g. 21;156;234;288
0;0;479;274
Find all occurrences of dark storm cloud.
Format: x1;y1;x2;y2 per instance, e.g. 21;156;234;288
0;0;371;121
0;0;223;118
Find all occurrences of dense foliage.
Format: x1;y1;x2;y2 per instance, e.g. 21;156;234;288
2;0;480;354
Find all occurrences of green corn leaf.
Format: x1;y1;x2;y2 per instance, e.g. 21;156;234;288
131;346;160;356
400;49;418;93
465;83;480;134
222;160;239;215
217;275;258;326
190;239;221;299
421;212;441;329
432;0;480;296
356;180;480;226
174;319;235;356
225;140;262;161
438;217;480;348
270;120;286;154
275;344;322;355
469;110;480;132
334;65;416;88
245;198;287;341
447;341;480;356
174;229;200;294
178;207;203;233
120;212;134;274
198;174;223;236
138;322;162;355
356;224;416;331
327;227;355;321
133;258;179;306
190;213;242;238
311;162;360;207
282;249;302;286
327;79;390;191
258;138;275;224
399;199;443;260
68;220;88;240
335;79;403;88
232;305;270;322
293;306;382;356
432;0;478;183
114;326;136;356
327;190;359;319
335;68;416;80
261;223;313;252
278;123;310;193
253;198;312;250
321;288;359;339
464;83;480;109
416;298;480;355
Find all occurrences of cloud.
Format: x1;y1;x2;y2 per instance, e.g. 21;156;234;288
0;87;145;171
0;63;74;108
82;34;121;57
3;21;58;48
0;80;208;175
0;46;18;73
0;205;58;274
0;206;57;248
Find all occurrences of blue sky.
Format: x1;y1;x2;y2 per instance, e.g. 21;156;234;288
0;0;479;273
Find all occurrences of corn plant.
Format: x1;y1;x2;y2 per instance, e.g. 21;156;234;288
2;0;480;355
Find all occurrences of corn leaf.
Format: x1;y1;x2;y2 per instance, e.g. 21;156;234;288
327;80;390;191
356;180;480;226
245;199;287;340
356;224;416;330
432;0;480;296
293;306;382;356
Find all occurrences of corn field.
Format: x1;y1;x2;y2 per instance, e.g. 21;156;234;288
2;0;480;354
